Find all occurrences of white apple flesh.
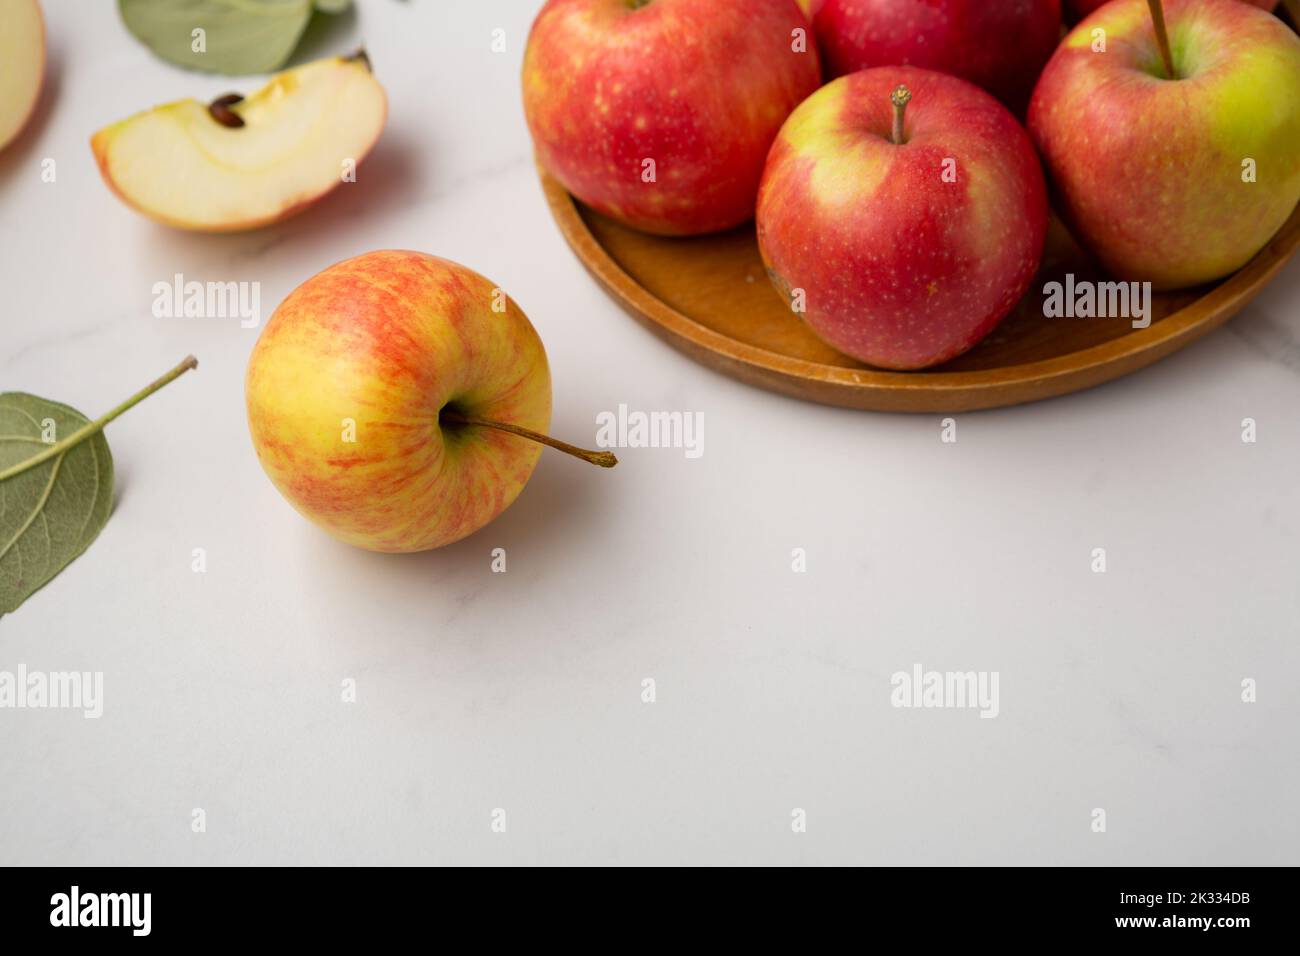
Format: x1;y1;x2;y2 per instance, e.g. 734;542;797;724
91;54;386;232
0;0;45;151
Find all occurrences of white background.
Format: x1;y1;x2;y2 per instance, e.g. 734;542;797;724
1;0;1297;866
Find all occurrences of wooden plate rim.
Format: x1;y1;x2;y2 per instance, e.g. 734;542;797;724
541;167;1300;406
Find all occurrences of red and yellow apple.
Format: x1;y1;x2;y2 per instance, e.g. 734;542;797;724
810;0;1062;114
246;252;565;553
1029;0;1300;289
92;54;386;232
1065;0;1277;22
757;67;1049;370
0;0;45;151
522;0;822;235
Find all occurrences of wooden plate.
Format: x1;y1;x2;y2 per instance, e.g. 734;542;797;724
540;168;1300;413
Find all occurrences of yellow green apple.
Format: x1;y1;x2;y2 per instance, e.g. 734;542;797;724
1030;0;1300;289
91;53;385;232
246;251;614;553
1066;0;1278;20
0;0;45;151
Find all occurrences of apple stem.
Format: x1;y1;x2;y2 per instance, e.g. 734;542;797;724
440;410;618;468
1146;0;1176;80
348;47;372;72
890;85;911;145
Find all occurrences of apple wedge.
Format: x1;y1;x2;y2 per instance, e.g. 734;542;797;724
0;0;45;151
90;54;386;232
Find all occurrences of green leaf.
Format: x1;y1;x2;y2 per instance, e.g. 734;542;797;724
0;357;198;620
0;396;113;618
117;0;347;75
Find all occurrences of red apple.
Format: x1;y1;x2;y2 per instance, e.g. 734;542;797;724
1029;0;1300;289
757;67;1049;370
1065;0;1276;21
811;0;1062;114
522;0;822;235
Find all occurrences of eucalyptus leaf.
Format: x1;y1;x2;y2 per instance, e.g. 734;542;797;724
0;397;113;618
0;357;198;620
118;0;352;76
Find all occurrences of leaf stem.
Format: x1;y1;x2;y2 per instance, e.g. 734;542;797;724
0;356;199;483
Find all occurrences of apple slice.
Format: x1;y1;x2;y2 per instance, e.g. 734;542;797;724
90;53;386;232
0;0;45;151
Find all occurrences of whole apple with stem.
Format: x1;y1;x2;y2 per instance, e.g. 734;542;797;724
0;0;44;151
522;0;822;236
246;251;615;554
757;67;1049;370
810;0;1063;115
1029;0;1300;290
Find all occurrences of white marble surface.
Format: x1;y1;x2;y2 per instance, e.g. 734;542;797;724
1;0;1298;866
